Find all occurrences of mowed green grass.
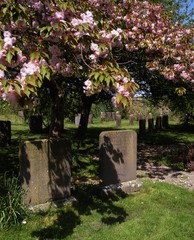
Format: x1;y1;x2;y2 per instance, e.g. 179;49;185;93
1;181;194;240
1;115;194;239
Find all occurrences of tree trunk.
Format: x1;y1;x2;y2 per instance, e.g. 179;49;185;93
76;95;95;143
49;80;64;138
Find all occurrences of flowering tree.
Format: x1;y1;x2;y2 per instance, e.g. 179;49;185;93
0;0;193;138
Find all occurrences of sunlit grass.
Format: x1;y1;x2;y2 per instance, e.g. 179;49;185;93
1;181;194;240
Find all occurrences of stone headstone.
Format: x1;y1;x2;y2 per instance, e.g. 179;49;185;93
101;112;106;123
18;110;24;119
148;118;154;133
115;112;121;127
29;115;43;133
99;130;137;186
20;139;71;207
155;116;162;130
112;112;116;120
0;121;11;146
147;113;154;133
162;115;169;128
139;119;146;135
88;113;93;124
106;112;112;121
75;114;81;125
129;114;134;125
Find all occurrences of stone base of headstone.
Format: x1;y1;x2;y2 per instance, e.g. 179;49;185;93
29;115;43;133
20;138;71;207
0;120;11;146
29;196;77;212
102;180;143;196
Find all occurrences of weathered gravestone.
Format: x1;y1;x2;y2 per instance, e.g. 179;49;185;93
162;115;169;129
147;113;154;133
129;114;135;125
112;112;116;120
100;112;106;123
99;130;137;185
75;114;81;125
88;113;93;124
155;116;162;130
115;112;121;127
20;139;71;208
139;119;146;135
0;121;11;146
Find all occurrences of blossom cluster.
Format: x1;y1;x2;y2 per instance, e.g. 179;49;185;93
0;0;193;108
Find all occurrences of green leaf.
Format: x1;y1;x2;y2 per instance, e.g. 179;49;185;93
99;75;104;82
0;64;7;71
14;83;21;96
40;65;51;80
23;88;31;97
27;75;37;87
122;98;128;108
116;94;123;104
6;51;13;64
30;52;41;60
94;72;99;81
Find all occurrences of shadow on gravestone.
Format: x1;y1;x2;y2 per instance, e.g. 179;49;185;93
49;139;71;203
20;139;71;208
100;135;124;185
99;130;137;187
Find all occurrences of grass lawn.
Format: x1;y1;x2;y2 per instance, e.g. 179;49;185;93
1;180;194;240
1;115;194;239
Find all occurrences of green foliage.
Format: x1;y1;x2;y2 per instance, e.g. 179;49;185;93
0;173;29;228
0;100;12;114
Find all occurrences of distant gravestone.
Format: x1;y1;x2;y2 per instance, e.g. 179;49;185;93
147;113;154;133
139;119;146;135
20;139;71;207
18;111;24;119
112;112;116;120
115;112;121;127
101;112;106;123
106;112;112;121
99;130;137;186
29;115;43;133
155;116;162;130
88;113;93;124
162;115;169;128
0;121;11;146
75;114;81;125
129;114;134;125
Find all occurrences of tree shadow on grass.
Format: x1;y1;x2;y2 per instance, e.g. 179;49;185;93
31;209;81;240
31;184;130;239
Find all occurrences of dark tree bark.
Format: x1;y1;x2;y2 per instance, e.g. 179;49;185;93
49;80;65;138
76;94;96;142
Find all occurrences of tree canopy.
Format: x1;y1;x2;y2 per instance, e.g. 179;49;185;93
0;0;193;136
